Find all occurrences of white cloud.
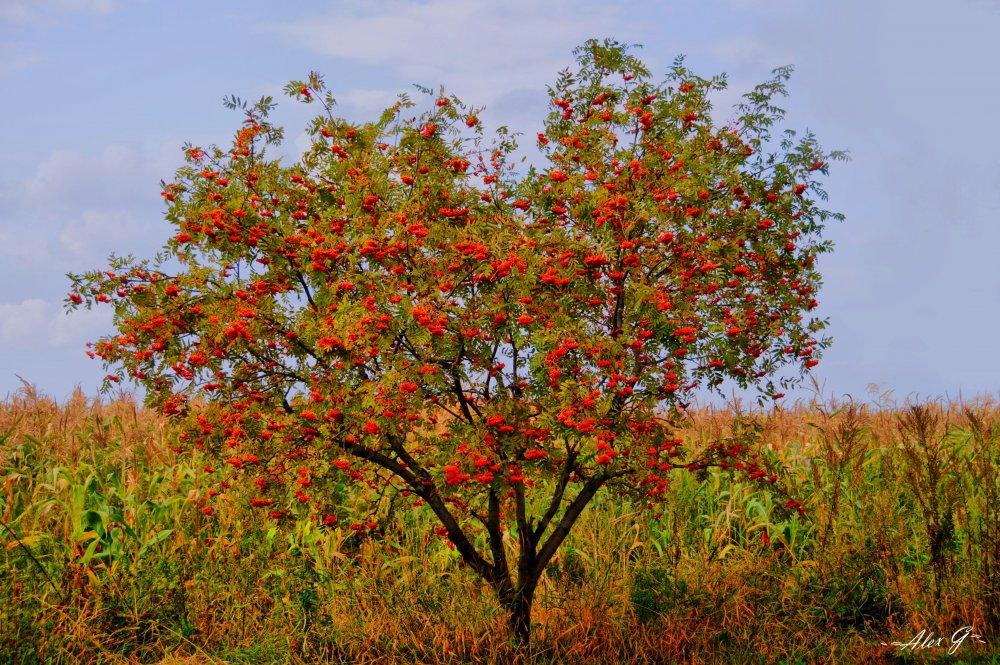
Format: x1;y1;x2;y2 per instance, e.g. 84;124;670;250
49;302;111;346
0;299;49;345
0;142;174;253
58;209;147;256
0;50;40;73
698;35;786;64
0;0;115;23
719;0;799;10
0;1;34;22
274;0;624;104
0;229;54;264
0;142;176;307
271;2;818;141
0;298;111;348
13;144;165;215
342;88;397;114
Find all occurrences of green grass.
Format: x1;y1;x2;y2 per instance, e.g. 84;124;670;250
1;385;998;663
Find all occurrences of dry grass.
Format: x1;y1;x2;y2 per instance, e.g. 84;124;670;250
1;382;999;663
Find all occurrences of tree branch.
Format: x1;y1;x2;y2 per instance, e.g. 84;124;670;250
532;445;578;540
513;480;537;587
488;488;512;586
529;471;628;588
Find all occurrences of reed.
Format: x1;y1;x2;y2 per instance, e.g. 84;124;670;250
2;383;997;663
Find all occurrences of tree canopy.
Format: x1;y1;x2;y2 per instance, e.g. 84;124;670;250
68;39;844;643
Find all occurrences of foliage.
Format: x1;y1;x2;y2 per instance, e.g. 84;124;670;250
67;38;845;642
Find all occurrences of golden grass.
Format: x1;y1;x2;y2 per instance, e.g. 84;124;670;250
1;382;998;663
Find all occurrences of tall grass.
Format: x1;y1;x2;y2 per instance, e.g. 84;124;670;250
1;384;997;663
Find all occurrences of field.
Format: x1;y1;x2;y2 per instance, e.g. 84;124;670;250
1;383;998;664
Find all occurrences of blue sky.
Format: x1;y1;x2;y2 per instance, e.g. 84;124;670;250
1;0;998;404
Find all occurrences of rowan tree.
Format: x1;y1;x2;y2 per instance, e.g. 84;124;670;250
68;39;843;644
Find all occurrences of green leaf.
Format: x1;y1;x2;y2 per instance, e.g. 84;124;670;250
137;528;175;559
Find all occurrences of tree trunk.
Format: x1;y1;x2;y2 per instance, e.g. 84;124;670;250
505;586;535;647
